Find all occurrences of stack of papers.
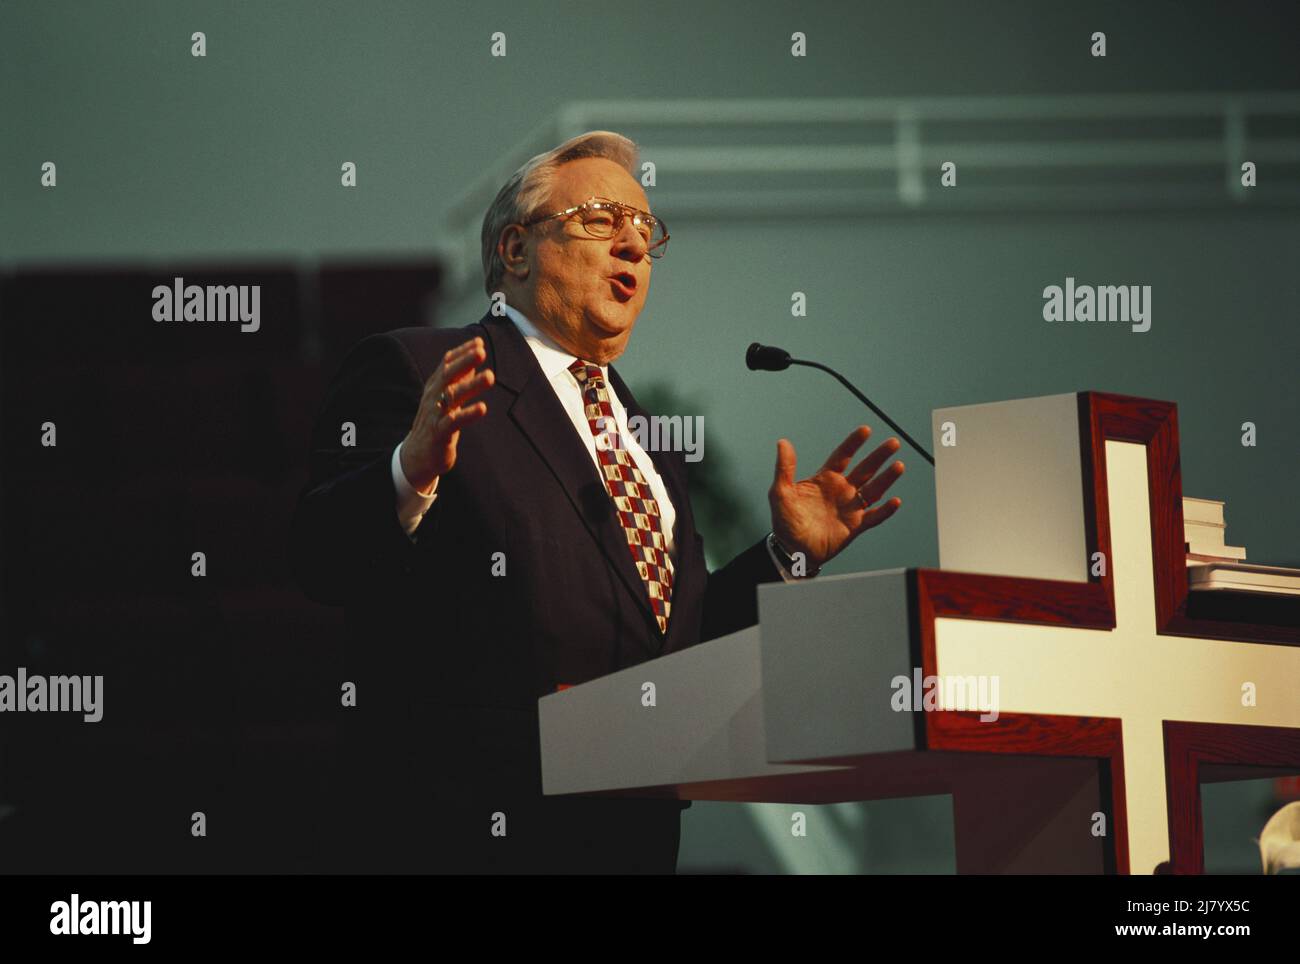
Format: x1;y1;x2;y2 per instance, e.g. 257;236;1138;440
1183;497;1247;565
1183;497;1300;596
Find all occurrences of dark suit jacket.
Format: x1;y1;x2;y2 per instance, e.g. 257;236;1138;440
289;309;784;873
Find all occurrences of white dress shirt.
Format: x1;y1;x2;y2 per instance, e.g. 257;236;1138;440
390;305;800;582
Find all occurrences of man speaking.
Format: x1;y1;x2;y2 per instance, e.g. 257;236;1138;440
289;130;905;874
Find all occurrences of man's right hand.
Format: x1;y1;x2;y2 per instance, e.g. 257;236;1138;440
400;336;495;494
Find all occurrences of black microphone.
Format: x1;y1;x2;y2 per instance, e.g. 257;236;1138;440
745;342;791;372
745;342;934;466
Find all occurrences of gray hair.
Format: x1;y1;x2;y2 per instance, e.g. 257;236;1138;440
480;130;640;297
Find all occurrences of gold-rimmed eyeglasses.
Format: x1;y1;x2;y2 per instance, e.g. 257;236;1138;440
520;196;669;258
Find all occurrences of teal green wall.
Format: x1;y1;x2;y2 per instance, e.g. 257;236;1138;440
5;0;1298;262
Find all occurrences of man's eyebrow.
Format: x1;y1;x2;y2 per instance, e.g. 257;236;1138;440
599;196;651;213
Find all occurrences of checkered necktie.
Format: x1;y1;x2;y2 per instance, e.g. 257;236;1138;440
568;358;674;635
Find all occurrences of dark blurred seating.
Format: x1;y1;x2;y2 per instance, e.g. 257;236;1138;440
0;259;443;872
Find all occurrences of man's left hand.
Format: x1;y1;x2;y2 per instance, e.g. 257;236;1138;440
768;425;905;571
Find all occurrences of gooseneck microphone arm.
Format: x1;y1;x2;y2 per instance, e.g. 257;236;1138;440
746;342;935;466
793;358;935;466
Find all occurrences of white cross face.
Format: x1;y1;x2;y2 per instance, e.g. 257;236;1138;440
923;397;1300;875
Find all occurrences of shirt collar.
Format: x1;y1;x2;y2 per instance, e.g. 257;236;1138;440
501;302;609;383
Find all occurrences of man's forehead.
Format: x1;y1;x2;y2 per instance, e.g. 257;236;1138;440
552;157;649;211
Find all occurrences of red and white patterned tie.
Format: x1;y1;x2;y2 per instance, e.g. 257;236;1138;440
568;358;674;635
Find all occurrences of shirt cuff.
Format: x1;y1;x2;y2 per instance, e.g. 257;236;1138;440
392;441;438;538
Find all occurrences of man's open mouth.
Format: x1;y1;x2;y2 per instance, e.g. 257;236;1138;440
609;273;636;299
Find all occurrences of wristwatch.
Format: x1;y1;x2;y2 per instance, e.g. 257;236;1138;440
767;531;820;578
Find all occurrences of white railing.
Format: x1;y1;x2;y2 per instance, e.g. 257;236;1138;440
437;92;1300;296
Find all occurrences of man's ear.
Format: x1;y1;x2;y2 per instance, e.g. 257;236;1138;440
498;225;531;282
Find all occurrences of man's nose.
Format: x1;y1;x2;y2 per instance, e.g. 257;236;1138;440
612;218;648;257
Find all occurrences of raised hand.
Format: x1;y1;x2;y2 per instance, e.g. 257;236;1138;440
768;425;905;571
400;336;495;493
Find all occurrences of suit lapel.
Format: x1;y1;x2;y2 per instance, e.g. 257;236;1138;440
476;311;666;658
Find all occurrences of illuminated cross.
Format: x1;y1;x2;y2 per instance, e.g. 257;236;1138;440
919;392;1300;873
